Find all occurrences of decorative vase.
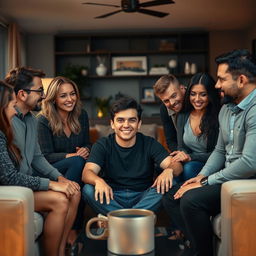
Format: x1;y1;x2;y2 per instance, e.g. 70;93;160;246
184;62;190;74
190;63;197;74
96;64;107;76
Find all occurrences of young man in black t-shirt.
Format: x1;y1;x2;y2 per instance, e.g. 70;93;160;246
82;97;182;215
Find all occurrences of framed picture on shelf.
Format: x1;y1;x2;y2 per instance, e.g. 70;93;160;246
141;87;155;102
112;56;147;76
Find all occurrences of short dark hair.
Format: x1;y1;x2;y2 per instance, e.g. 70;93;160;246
110;97;143;121
5;67;45;94
153;74;180;95
215;49;256;83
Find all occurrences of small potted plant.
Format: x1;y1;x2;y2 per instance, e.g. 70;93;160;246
95;96;112;118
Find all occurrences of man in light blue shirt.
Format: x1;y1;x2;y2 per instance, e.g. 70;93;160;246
162;49;256;256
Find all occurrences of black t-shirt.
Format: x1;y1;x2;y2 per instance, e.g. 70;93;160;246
87;132;169;191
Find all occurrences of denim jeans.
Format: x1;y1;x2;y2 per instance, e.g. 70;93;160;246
52;156;86;185
53;156;86;229
175;161;204;183
82;184;163;215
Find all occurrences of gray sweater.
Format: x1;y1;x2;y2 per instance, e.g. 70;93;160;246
11;109;62;190
200;89;256;185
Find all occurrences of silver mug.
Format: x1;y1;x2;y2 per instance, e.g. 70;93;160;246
86;209;156;255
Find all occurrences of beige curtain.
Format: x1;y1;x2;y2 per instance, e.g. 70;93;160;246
8;23;21;70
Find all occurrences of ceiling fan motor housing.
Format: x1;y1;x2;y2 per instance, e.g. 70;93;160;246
122;0;139;12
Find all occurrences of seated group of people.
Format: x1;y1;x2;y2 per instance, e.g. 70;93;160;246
1;48;256;256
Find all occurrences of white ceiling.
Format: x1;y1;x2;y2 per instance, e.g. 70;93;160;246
0;0;256;34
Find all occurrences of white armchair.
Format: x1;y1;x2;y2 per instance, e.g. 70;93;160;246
0;186;43;256
213;180;256;256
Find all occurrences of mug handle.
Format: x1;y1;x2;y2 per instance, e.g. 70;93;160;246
86;216;108;240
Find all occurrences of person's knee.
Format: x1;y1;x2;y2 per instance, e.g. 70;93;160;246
180;189;200;213
51;192;70;214
68;156;86;170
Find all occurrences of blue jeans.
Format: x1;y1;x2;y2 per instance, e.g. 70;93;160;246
82;184;163;215
175;161;204;183
53;156;86;229
52;156;86;185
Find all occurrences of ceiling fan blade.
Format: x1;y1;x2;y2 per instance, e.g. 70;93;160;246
95;9;122;18
82;2;120;8
139;0;174;8
138;8;169;18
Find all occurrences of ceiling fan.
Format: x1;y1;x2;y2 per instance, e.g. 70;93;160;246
82;0;175;18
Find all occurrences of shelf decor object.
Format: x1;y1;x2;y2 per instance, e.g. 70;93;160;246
96;56;107;76
112;56;147;76
141;87;155;103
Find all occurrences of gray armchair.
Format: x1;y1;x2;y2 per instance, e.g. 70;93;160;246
0;186;43;256
213;180;256;256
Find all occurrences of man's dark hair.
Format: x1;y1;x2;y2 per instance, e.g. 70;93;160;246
5;67;45;94
215;49;256;83
110;97;143;121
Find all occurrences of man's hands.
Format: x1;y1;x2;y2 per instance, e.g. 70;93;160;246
49;176;80;198
170;151;191;163
174;174;205;199
94;178;113;205
152;168;173;194
66;147;90;160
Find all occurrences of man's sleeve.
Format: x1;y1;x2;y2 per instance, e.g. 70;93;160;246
86;138;106;167
32;141;62;181
203;106;256;185
160;104;177;151
150;138;170;166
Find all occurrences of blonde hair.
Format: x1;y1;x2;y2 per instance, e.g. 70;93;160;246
40;76;82;136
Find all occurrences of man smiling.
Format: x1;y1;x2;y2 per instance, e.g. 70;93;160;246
82;97;182;215
162;49;256;256
153;74;185;151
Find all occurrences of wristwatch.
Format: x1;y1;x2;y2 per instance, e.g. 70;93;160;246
200;176;208;186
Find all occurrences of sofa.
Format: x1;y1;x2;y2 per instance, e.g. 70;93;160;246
89;123;168;151
0;186;43;256
213;180;256;256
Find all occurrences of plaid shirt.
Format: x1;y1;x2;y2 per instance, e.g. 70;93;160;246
37;109;91;163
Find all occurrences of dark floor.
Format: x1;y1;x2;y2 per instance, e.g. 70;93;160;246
77;228;183;256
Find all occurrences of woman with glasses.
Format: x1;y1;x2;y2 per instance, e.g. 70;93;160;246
37;76;91;248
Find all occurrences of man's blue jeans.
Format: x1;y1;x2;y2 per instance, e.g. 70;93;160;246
82;184;163;215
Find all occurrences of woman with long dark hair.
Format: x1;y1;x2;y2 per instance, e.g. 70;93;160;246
165;73;221;241
171;73;221;181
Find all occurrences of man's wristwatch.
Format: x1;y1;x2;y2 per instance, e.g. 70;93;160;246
200;176;208;186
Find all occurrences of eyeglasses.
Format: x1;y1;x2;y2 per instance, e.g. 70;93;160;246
23;87;44;96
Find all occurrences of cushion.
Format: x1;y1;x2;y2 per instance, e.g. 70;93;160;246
95;124;113;137
139;124;157;139
212;213;221;239
34;212;44;240
94;124;157;139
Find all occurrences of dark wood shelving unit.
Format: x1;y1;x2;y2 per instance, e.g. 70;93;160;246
54;32;209;117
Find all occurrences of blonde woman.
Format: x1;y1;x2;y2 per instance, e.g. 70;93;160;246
37;76;90;246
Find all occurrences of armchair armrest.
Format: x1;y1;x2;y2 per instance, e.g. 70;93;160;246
221;180;256;256
0;186;35;256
